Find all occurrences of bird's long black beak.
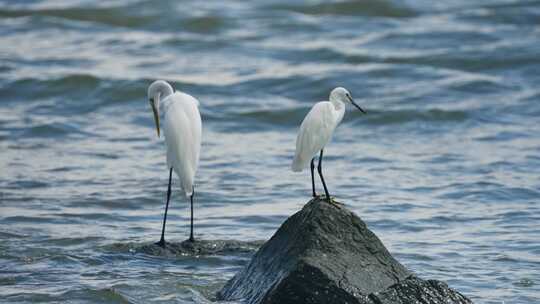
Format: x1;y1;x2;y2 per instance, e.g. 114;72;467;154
149;97;160;137
349;96;366;114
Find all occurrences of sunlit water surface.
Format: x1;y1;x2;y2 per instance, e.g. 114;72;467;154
1;1;539;303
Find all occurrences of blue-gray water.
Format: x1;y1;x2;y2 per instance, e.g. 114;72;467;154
1;1;539;303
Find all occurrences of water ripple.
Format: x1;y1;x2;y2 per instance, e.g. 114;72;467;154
1;0;539;303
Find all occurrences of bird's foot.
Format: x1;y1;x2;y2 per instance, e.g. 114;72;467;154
155;239;166;248
325;196;342;208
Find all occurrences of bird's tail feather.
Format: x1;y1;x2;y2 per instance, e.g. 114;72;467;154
291;156;305;172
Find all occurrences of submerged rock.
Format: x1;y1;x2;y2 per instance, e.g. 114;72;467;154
218;197;472;304
143;239;263;256
107;239;263;256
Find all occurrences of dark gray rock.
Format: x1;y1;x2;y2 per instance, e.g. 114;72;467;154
218;197;472;304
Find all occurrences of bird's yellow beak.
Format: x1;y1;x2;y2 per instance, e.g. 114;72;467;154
150;96;160;137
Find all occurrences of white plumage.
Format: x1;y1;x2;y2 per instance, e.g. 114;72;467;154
292;101;344;172
291;87;366;200
147;80;202;245
162;91;201;196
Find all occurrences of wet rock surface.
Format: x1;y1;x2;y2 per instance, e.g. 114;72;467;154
143;239;264;256
106;239;263;256
218;197;472;304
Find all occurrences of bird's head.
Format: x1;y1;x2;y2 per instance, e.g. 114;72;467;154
330;87;366;114
147;80;174;138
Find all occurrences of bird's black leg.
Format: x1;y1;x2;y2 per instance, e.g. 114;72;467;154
310;158;317;197
317;149;331;201
156;168;173;248
189;187;195;242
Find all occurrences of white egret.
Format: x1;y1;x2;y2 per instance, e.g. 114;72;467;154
291;87;366;201
147;80;202;246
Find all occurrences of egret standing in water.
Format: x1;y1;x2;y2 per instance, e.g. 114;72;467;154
147;80;202;246
291;87;366;201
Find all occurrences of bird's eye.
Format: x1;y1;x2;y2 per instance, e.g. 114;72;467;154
149;98;154;103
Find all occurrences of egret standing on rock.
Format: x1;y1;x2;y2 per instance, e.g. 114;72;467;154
291;87;366;201
147;80;202;246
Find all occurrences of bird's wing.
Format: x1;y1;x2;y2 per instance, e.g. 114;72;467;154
163;92;202;195
292;102;337;171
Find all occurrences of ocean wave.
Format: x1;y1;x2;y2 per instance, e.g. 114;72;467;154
266;0;417;18
0;5;153;28
20;122;92;138
356;109;469;125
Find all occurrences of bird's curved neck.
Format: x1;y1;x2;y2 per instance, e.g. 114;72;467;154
330;99;346;123
152;81;174;102
330;98;345;111
156;87;174;113
159;88;174;100
159;93;174;114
